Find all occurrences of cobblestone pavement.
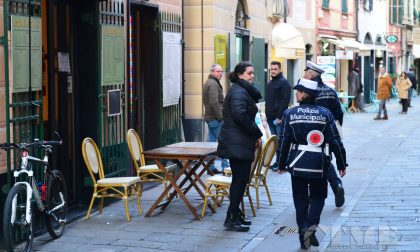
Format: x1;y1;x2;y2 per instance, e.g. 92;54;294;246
33;97;420;252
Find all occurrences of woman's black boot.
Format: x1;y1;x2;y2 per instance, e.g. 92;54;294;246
224;211;250;232
239;211;251;226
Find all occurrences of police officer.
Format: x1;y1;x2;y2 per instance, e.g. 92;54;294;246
304;61;346;208
278;78;347;250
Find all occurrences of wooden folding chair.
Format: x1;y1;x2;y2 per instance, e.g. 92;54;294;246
82;137;141;222
126;129;167;197
250;135;278;209
201;140;262;217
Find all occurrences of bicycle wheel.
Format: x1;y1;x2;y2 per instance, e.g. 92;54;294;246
2;184;34;252
45;170;67;239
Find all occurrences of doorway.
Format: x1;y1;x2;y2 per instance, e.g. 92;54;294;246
129;3;160;151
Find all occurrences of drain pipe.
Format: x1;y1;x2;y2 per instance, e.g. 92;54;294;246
201;0;204;141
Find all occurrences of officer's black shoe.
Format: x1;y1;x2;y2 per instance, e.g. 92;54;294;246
224;212;250;232
310;233;319;246
335;184;345;207
299;229;311;250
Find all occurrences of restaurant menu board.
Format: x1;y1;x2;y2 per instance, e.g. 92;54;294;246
162;32;181;107
11;15;42;93
101;25;124;86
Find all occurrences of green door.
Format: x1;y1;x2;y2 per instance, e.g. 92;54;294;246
98;1;128;177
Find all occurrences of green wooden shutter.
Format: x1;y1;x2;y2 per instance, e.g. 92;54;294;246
251;37;265;99
322;0;329;8
392;0;397;24
342;0;348;13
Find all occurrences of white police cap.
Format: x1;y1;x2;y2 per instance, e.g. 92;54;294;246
305;60;325;74
293;78;318;97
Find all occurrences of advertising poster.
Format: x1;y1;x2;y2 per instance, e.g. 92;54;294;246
316;56;336;88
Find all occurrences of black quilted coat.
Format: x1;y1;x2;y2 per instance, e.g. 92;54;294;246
217;79;263;161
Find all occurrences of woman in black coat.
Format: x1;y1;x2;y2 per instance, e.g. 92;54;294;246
217;61;263;232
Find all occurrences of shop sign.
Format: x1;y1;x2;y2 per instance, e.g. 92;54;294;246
335;50;354;60
317;56;336;88
385;35;398;43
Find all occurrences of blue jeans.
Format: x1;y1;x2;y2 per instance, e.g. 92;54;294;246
207;120;222;142
207;120;229;169
408;87;413;99
327;164;342;191
267;118;281;166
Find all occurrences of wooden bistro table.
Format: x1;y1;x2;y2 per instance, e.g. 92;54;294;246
143;142;218;220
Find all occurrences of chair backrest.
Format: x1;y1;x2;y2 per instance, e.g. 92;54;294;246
248;140;263;181
82;138;105;184
126;129;146;170
256;135;278;177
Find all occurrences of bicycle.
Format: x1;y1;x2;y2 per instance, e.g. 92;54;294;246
1;132;67;252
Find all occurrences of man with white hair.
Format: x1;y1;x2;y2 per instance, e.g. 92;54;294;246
304;61;346;208
203;64;229;174
277;78;347;250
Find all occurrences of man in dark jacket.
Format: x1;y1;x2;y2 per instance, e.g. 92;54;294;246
407;67;417;107
347;67;365;112
265;61;291;171
303;61;345;208
203;64;228;174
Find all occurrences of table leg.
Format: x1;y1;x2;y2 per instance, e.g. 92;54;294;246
181;157;217;213
145;160;184;217
160;160;192;210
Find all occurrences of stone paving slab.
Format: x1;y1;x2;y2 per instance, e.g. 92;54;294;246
32;97;420;252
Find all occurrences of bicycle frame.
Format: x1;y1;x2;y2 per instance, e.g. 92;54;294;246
9;147;65;225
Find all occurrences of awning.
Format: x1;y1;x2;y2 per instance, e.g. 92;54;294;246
272;23;305;58
325;38;364;51
413;44;420;58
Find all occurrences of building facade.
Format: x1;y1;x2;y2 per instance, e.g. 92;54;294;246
183;0;275;141
0;0;183;242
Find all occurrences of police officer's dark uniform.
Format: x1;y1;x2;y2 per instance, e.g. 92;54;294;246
305;61;346;208
277;78;347;249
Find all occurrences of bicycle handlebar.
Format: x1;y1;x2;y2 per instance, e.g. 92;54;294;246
0;132;63;151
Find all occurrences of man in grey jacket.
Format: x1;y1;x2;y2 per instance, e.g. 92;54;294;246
203;64;229;174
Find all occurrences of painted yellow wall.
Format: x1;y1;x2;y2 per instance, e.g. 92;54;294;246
183;0;274;119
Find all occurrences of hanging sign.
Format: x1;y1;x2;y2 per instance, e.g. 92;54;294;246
385;35;398;44
11;15;42;93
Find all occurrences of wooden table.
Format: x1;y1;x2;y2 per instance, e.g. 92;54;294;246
143;142;218;220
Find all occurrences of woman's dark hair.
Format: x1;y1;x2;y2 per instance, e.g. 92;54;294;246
228;61;253;83
400;71;407;78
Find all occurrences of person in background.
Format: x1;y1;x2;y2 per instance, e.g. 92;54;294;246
278;78;347;250
396;71;412;114
374;67;392;120
347;66;365;112
217;61;263;232
407;67;417;107
265;61;291;172
203;64;229;174
303;61;345;208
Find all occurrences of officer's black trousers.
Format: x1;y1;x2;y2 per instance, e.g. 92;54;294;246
291;175;328;231
228;159;252;214
327;164;342;191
